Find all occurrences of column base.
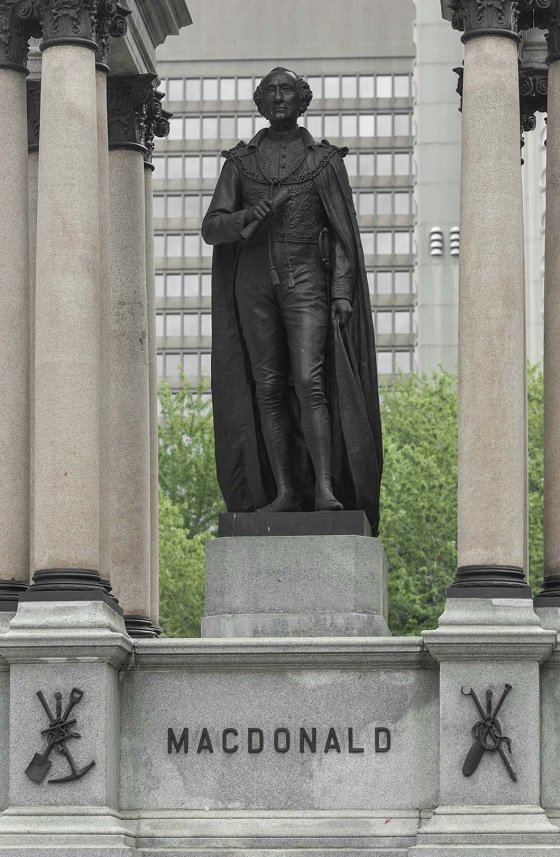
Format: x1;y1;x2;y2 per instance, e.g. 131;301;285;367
124;615;160;638
447;565;532;599
409;805;560;854
0;580;28;612
535;575;560;606
20;570;123;615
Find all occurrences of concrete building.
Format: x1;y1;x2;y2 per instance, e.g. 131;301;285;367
154;0;547;387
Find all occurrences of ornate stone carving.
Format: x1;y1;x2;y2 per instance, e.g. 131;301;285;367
38;0;99;50
449;0;521;40
95;0;130;70
518;0;553;31
545;0;560;62
519;63;548;158
107;74;157;151
0;0;41;70
143;86;172;168
27;78;40;150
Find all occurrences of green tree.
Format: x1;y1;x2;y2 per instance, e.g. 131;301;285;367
158;367;545;638
380;371;458;635
159;490;209;637
158;378;223;537
527;364;544;595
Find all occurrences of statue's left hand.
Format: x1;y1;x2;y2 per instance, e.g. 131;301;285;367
331;298;353;326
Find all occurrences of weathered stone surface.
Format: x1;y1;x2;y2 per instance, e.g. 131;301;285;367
203;535;389;637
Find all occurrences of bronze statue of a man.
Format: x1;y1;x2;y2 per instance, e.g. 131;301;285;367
202;67;383;532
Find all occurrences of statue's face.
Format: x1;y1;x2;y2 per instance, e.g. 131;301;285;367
260;70;300;127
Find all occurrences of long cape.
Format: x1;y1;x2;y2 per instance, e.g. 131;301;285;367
210;145;383;534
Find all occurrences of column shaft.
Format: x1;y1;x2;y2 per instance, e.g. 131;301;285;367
98;68;111;586
33;45;100;574
108;149;151;629
543;55;560;592
0;68;30;602
145;166;160;631
453;33;529;593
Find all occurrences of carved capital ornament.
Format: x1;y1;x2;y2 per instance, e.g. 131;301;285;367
107;74;157;152
95;0;130;71
143;87;172;169
449;0;522;41
0;0;41;71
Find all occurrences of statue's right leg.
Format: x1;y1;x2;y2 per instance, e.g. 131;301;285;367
235;247;299;512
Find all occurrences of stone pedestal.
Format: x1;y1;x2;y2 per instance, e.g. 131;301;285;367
0;599;133;852
410;598;560;855
203;512;389;637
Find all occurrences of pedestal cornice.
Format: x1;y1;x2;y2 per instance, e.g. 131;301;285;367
0;0;41;72
449;0;521;42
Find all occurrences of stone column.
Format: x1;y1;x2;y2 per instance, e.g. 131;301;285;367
446;0;531;598
536;2;560;612
96;1;130;603
144;90;171;635
27;78;40;586
0;3;36;612
27;0;109;602
106;75;157;637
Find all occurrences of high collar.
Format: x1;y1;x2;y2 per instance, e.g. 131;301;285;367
247;126;317;150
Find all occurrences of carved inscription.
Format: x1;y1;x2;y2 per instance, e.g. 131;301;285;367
167;726;391;756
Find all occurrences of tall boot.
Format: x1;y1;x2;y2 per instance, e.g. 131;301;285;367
257;405;299;513
300;405;343;512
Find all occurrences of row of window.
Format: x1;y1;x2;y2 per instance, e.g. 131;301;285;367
163;74;412;105
156;348;413;380
154;230;413;260
153;190;413;221
154;269;413;300
156;309;415;339
152;151;413;181
157;312;212;338
167;111;412;143
157;352;211;379
155;272;211;299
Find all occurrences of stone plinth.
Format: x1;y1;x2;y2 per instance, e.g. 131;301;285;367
203;514;388;637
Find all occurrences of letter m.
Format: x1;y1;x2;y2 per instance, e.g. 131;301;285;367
168;727;188;753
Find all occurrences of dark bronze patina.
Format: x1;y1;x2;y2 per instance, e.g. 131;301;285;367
202;67;382;531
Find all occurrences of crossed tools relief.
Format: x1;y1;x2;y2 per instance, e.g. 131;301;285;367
461;683;517;782
25;687;95;785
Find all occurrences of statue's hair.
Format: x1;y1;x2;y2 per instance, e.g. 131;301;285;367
253;67;313;117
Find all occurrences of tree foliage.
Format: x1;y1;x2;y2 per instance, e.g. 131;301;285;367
158;378;223;537
158;368;545;638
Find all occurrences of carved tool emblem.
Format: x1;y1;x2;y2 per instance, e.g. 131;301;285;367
461;684;517;781
25;687;95;785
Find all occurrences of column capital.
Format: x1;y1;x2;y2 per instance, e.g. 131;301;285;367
519;62;548;158
107;73;156;153
95;0;130;72
545;0;560;62
449;0;521;42
143;87;172;170
37;0;99;53
518;0;554;31
26;77;40;150
0;0;41;72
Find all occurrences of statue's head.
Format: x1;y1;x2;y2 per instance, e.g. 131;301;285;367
253;67;313;125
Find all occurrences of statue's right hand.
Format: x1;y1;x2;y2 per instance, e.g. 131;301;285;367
246;198;274;224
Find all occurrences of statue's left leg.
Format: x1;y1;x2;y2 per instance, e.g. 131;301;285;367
282;246;343;512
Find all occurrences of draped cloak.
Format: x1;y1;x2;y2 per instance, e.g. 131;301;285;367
206;133;383;534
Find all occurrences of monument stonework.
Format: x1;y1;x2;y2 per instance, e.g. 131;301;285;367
0;0;560;855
